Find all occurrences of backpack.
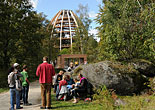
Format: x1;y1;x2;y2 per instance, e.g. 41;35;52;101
16;79;22;91
8;72;14;84
15;72;23;91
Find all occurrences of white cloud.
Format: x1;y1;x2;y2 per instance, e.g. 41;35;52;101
89;29;100;42
30;0;38;8
89;11;97;18
96;0;102;3
89;29;98;35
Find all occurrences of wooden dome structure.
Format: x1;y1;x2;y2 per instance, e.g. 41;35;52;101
49;10;80;50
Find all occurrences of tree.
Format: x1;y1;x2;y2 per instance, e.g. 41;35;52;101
0;0;50;71
74;4;92;54
0;0;32;69
70;4;99;63
96;0;155;62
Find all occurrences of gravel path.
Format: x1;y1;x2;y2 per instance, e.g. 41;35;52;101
0;80;41;110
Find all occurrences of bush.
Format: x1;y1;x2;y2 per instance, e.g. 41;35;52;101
93;86;115;109
0;69;8;88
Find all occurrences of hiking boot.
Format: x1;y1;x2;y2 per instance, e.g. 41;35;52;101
24;103;32;106
40;107;46;109
46;107;52;109
16;107;23;109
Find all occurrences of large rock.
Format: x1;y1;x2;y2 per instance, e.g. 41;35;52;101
73;61;147;95
129;59;155;77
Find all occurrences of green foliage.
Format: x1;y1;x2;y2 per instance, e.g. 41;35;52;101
0;0;52;85
0;0;50;66
71;4;98;63
93;86;155;110
59;48;71;55
93;86;115;109
0;88;8;93
119;95;155;110
96;0;155;62
74;4;91;54
0;69;8;88
148;78;155;92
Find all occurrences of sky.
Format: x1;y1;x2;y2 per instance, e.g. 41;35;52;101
30;0;102;38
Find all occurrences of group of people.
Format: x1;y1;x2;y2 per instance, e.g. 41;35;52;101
36;56;89;109
54;71;88;103
8;63;31;110
8;56;88;110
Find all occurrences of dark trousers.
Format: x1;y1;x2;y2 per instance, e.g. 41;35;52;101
40;83;51;107
72;89;86;98
22;85;29;104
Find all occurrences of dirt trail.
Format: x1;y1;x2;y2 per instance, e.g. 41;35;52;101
0;80;41;110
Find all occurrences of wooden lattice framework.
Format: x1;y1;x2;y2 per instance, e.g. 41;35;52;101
48;10;80;50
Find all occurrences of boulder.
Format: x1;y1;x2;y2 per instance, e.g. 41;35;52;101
128;59;155;77
73;61;147;95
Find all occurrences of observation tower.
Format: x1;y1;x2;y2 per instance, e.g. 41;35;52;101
48;10;80;50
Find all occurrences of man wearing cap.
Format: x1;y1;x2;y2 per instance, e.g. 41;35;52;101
36;56;55;109
8;63;23;110
14;63;23;108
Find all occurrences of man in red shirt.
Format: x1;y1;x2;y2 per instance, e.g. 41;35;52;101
36;56;55;109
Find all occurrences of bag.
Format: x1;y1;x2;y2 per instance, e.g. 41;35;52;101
16;80;22;91
8;72;14;84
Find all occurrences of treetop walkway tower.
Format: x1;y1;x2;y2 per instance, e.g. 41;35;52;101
48;10;80;50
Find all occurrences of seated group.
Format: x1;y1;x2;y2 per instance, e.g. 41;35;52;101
54;70;88;103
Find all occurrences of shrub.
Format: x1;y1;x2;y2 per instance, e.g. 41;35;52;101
93;85;115;110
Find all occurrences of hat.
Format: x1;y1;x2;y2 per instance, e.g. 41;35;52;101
13;63;19;67
75;61;78;65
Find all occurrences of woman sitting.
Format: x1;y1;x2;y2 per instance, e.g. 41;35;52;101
72;73;88;103
58;75;68;101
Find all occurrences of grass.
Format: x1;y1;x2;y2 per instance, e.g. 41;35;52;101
0;88;9;93
51;93;103;110
50;87;155;110
119;94;155;110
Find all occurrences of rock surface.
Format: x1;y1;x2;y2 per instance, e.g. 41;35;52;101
73;61;147;95
129;59;155;77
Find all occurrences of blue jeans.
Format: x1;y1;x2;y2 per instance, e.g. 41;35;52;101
22;85;29;104
10;88;21;110
56;85;59;99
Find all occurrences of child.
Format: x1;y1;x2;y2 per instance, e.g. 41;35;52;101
58;75;68;101
54;70;64;100
20;65;31;106
72;78;80;90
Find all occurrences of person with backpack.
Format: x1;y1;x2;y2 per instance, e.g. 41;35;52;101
20;65;31;106
8;63;23;110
